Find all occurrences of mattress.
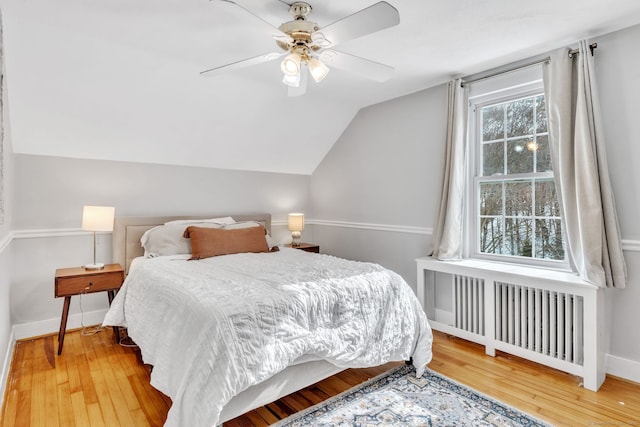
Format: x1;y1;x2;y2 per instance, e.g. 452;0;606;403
103;247;433;426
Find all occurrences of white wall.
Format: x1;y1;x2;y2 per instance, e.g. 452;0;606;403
9;154;311;334
310;24;640;378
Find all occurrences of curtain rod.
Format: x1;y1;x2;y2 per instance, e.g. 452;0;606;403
461;57;550;87
461;42;598;87
569;42;597;58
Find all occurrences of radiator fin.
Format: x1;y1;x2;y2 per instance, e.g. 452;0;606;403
494;281;584;365
454;275;484;335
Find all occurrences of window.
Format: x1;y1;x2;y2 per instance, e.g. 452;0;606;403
467;72;566;267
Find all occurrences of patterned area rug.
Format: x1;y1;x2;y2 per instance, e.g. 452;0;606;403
273;364;549;427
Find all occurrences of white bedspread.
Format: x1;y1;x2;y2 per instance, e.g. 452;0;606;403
103;248;432;427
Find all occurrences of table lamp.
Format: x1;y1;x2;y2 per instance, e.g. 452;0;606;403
82;205;115;270
288;213;304;247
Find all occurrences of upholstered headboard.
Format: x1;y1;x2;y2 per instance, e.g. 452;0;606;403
113;213;272;274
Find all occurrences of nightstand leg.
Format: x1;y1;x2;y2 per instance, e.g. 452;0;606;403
58;296;71;355
107;290;121;344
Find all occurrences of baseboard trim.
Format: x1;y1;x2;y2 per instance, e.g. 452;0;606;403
606;353;640;384
0;328;16;413
12;309;110;341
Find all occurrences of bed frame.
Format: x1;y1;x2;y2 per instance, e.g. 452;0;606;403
112;213;345;424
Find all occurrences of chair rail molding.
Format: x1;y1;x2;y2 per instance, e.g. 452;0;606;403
309;219;432;235
4;226;640;252
0;232;11;254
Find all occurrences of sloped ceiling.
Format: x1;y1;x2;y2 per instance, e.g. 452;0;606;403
2;0;640;175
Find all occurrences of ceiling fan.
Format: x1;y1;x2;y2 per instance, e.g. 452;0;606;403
200;0;400;96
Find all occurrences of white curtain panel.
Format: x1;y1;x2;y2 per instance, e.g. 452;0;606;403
431;79;468;260
543;40;627;288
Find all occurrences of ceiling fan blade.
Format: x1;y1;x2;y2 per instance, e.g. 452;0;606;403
288;65;309;97
200;52;283;77
319;50;394;82
214;0;293;44
313;1;399;48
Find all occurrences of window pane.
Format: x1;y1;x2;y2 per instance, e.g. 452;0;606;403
480;217;503;254
482;141;504;176
480;182;503;215
535;219;565;260
535;135;551;172
505;218;532;257
505;181;532;216
483;104;504;141
535;179;560;216
507;138;534;174
507;98;534;138
475;90;565;265
536;95;547;133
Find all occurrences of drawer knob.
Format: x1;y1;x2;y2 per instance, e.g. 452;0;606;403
85;282;93;291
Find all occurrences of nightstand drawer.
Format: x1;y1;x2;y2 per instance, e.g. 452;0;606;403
55;270;123;297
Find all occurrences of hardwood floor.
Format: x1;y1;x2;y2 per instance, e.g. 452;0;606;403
1;328;639;426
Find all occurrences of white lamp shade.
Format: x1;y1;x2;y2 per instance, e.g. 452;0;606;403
307;57;329;83
281;53;301;76
82;206;115;232
282;72;301;87
288;213;305;232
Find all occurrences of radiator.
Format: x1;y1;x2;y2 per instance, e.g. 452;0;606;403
416;257;604;391
454;275;484;335
493;280;583;365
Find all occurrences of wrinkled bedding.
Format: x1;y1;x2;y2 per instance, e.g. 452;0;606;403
103;247;432;427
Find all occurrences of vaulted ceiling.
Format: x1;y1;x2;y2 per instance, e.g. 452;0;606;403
2;0;640;174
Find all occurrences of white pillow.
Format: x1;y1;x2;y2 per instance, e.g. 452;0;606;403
223;221;261;229
141;221;231;257
164;216;236;226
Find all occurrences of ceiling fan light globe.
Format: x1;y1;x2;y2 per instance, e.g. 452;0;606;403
281;53;301;76
283;72;301;87
307;57;329;83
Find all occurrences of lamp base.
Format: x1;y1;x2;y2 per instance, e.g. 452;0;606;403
84;263;105;271
291;231;301;247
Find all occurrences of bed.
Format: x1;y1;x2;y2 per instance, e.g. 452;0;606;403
103;213;433;426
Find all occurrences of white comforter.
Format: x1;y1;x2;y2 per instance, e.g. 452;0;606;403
103;248;432;427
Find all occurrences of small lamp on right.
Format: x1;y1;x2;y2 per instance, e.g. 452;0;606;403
288;213;304;247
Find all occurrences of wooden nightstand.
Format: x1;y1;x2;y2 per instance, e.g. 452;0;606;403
285;243;320;253
55;263;124;355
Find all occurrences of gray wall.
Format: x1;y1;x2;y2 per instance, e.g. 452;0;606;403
13;155;310;229
9;154;311;327
0;69;15;399
595;24;640;363
310;24;640;370
311;84;448;290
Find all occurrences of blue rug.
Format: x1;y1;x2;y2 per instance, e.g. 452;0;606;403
272;364;549;426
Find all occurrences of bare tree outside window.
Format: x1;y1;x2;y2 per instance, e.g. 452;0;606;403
477;94;565;261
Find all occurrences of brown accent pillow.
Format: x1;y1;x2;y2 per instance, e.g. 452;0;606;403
183;225;270;260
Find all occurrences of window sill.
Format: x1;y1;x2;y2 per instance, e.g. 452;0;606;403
416;256;599;290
